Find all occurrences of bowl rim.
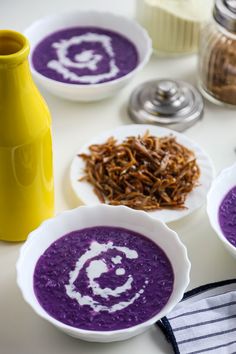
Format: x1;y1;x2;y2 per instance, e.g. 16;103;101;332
207;162;236;255
16;204;190;339
24;10;152;89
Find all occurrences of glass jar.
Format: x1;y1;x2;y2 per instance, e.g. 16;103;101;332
199;0;236;106
136;0;213;56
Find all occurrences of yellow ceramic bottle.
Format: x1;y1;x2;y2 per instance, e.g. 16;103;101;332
0;30;54;242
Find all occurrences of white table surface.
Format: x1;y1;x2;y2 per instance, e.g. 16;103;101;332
1;1;236;353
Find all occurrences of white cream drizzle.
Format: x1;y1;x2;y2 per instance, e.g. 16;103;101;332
65;241;148;313
116;268;125;276
47;33;120;84
111;255;122;264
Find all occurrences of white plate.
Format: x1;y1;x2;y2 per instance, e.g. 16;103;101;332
70;125;214;223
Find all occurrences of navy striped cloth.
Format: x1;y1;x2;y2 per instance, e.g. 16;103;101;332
158;279;236;354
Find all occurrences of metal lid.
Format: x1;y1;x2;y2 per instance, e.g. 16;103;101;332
128;79;204;132
214;0;236;33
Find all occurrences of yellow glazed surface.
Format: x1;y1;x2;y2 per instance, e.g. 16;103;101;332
0;30;54;241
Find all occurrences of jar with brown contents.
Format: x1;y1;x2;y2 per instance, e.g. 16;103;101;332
199;0;236;106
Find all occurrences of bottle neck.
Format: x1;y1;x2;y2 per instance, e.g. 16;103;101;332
0;30;34;95
0;30;50;147
0;59;34;94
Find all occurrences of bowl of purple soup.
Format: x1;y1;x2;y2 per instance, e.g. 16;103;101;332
24;11;152;101
207;163;236;258
17;205;190;342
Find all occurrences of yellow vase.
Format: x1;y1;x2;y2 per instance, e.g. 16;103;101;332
0;30;54;242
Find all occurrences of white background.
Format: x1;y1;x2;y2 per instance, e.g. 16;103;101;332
1;1;236;353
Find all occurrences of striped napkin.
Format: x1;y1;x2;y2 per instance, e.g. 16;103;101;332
158;279;236;354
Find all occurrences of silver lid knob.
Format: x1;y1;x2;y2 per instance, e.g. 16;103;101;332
156;80;178;99
128;79;204;132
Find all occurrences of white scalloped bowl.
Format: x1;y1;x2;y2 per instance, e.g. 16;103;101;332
207;163;236;259
16;205;190;342
24;11;152;101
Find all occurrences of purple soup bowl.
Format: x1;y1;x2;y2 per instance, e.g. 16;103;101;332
24;11;152;101
207;162;236;259
16;204;190;342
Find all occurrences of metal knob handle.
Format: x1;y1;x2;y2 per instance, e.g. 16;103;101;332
155;80;178;100
153;80;185;111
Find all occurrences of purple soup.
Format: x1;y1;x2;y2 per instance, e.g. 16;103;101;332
219;186;236;247
32;27;139;85
34;226;174;331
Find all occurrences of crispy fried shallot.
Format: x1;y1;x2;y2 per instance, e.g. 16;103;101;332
79;132;200;211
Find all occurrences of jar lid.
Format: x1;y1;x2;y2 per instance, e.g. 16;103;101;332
214;0;236;33
128;79;204;132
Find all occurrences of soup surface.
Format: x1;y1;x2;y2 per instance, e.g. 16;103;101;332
32;27;138;85
34;226;174;331
219;186;236;247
